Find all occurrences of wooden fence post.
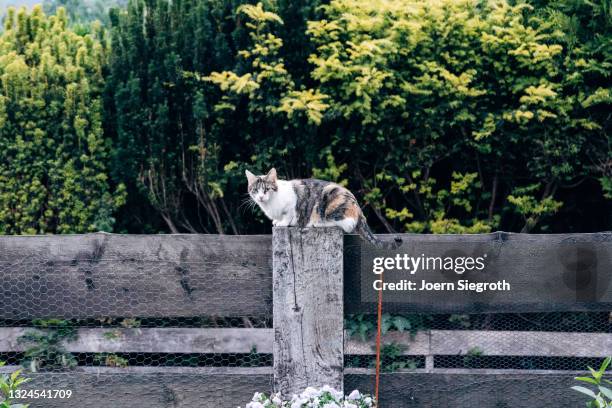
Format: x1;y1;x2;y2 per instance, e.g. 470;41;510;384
273;227;344;396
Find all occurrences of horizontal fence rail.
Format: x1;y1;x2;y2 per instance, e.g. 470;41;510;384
0;233;272;319
2;328;610;358
346;371;600;406
0;366;594;408
0;328;274;354
1;232;610;319
0;365;272;408
345;232;612;313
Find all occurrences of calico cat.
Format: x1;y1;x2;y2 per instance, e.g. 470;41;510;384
246;168;402;249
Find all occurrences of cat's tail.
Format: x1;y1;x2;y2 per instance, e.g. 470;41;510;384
355;216;403;250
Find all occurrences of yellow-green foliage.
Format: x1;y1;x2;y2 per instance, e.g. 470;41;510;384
296;0;607;233
110;0;610;234
300;0;581;232
206;3;329;126
0;6;124;234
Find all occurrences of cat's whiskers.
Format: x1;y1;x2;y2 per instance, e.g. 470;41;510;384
238;195;259;214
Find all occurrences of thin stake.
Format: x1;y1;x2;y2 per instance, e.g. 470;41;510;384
375;270;384;406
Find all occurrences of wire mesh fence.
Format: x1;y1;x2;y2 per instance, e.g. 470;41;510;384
0;234;274;407
0;231;610;407
343;311;610;407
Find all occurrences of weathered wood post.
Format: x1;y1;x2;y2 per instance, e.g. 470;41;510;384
272;227;344;396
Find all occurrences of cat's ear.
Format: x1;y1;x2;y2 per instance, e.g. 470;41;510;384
245;170;257;185
266;168;277;182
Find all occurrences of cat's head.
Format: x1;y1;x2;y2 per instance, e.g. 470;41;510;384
246;168;278;204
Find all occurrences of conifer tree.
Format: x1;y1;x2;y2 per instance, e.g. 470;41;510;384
0;6;125;234
107;0;244;233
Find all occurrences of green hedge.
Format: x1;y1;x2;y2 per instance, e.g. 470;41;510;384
0;0;610;234
0;6;124;233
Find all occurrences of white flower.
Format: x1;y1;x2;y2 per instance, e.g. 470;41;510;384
242;387;372;408
320;385;334;393
320;385;343;400
291;398;309;408
347;390;361;401
301;387;320;399
310;397;320;407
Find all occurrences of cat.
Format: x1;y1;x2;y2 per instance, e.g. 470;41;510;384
246;168;402;249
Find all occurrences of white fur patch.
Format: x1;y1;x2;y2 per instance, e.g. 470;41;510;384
335;217;357;233
255;180;297;223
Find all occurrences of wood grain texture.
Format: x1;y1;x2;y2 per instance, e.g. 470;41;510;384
1;232;609;319
0;366;271;408
345;330;612;357
429;330;612;357
345;232;612;313
0;233;272;319
0;328;273;354
273;227;344;395
3;328;608;358
1;366;597;408
345;331;430;356
345;371;598;407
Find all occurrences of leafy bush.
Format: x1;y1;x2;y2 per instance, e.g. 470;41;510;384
0;6;123;234
18;319;77;372
573;357;612;408
243;386;374;408
204;0;611;236
0;6;125;234
302;0;609;233
374;343;417;373
0;0;609;234
345;313;431;342
0;361;30;408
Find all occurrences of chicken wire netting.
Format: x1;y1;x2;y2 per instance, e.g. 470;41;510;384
0;234;273;408
345;311;610;368
344;311;610;407
343;233;612;407
0;232;610;408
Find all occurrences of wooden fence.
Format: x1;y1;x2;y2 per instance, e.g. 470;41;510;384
0;229;611;407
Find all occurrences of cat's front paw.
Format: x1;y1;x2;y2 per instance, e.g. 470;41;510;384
275;219;291;227
272;220;279;226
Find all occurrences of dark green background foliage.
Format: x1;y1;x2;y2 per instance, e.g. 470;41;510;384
1;0;610;235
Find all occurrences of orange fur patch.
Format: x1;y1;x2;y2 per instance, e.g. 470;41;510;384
325;194;346;216
344;204;360;219
310;203;321;223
